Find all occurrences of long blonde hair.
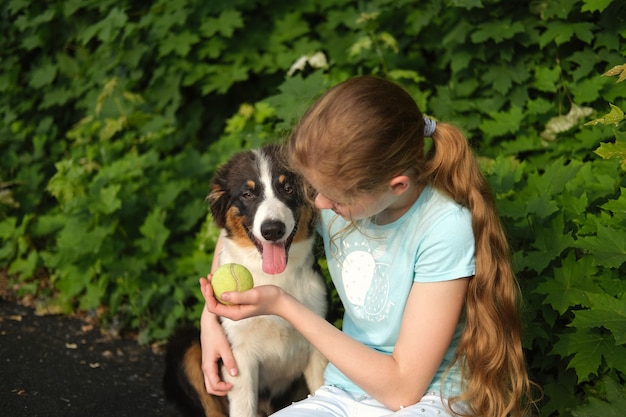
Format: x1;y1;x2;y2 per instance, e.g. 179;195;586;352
288;75;537;417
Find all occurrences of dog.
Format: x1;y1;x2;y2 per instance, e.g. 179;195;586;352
163;144;328;417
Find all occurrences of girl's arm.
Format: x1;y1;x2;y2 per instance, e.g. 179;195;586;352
199;236;239;395
199;303;237;395
204;277;469;410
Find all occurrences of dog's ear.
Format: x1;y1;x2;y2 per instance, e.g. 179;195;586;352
207;170;230;229
207;150;255;229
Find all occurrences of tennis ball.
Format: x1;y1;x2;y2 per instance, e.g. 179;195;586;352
212;263;254;305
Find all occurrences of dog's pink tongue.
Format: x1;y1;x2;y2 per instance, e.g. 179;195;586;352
262;242;287;275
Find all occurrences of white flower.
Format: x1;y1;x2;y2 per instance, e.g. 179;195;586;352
287;51;328;76
308;51;328;69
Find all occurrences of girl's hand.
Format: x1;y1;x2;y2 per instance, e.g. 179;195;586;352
201;276;284;321
199;277;238;395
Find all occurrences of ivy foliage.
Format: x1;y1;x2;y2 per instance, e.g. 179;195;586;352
1;0;625;415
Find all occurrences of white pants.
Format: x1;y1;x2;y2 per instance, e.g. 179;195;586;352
272;385;465;417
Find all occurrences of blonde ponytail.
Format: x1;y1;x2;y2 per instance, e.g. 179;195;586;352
424;122;537;417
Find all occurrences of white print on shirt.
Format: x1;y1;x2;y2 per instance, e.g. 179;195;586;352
339;239;393;322
342;251;374;307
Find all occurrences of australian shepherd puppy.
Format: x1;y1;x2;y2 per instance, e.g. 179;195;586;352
164;144;328;417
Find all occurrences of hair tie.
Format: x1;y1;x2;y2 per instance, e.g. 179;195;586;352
423;116;436;137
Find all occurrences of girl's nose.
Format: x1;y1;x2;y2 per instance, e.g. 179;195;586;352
315;193;335;210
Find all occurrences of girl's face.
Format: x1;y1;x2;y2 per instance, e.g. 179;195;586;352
314;189;394;221
304;171;399;222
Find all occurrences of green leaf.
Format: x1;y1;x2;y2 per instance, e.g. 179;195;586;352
42;86;73;108
535;252;598;314
54;264;91;298
483;155;525;196
481;65;514;95
264;72;326;127
8;250;38;278
7;0;29;15
553;330;618;382
442;20;473;46
576;224;626;268
539;21;594;47
594;136;626;169
558;190;589;223
539;22;574;48
527;157;583;196
201;63;250;95
572;22;596;44
572;376;626;417
349;36;373;57
479;105;524;138
29;61;58;88
534;65;561;92
79;7;128;45
93;184;122;215
100;117;126;141
601;187;626;217
156;179;190;208
573;307;626;344
272;11;311;44
526;194;560;217
56;219;115;263
448;0;484;10
498;134;543;157
80;274;107;311
585;103;625;126
581;0;614;14
136;209;170;261
568;49;602;82
526;97;554;115
471;19;525;44
159;31;200;58
448;49;474;75
524;214;577;273
536;0;576;19
572;159;621;203
200;9;244;38
0;217;18;240
568;75;609;103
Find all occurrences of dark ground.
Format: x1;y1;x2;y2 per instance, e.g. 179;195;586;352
0;298;181;417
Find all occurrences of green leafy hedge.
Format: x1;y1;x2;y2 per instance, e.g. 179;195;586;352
1;0;625;415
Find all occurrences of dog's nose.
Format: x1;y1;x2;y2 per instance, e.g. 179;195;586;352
261;220;286;242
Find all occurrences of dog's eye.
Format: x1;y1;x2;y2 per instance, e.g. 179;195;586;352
283;184;294;195
242;190;255;200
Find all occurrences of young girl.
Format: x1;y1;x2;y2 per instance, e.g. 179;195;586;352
199;76;536;417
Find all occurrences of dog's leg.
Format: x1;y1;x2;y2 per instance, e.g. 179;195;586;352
224;353;259;417
303;347;328;393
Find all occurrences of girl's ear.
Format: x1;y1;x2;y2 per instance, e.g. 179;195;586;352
389;175;411;195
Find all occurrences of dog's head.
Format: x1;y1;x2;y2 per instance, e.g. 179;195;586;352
208;144;317;275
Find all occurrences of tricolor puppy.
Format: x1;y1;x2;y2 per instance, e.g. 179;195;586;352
164;144;328;417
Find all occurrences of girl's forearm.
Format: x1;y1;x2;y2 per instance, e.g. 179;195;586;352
201;304;220;329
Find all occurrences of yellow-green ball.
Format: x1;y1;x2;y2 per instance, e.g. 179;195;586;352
212;263;254;305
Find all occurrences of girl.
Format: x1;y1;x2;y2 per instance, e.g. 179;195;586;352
200;76;536;416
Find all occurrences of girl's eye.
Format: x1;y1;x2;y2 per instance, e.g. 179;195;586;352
318;192;343;207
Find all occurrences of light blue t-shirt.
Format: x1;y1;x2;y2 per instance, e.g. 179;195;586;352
317;185;475;398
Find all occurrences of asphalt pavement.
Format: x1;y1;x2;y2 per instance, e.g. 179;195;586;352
0;299;180;417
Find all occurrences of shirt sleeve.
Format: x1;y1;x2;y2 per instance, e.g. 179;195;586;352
414;207;476;283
